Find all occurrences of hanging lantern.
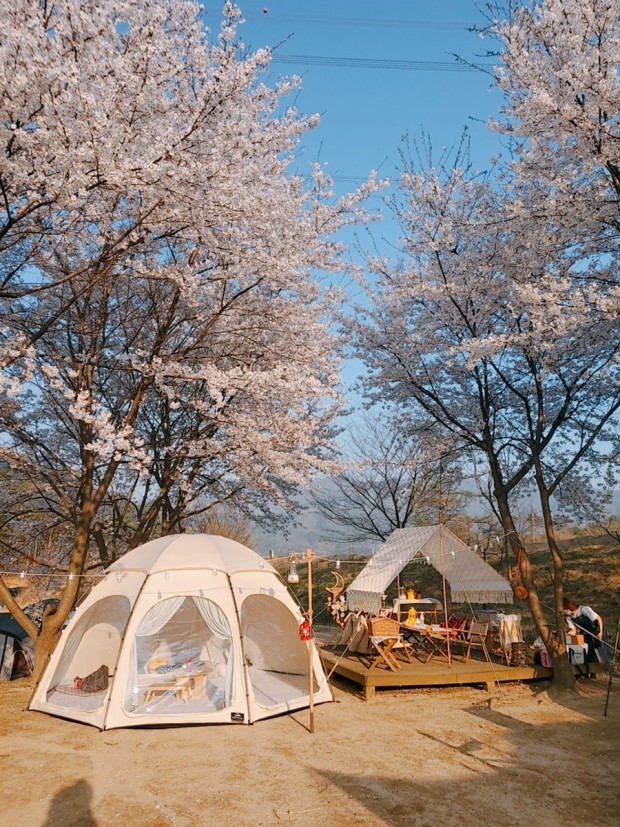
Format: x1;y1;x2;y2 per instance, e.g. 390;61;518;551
287;558;299;584
299;619;312;640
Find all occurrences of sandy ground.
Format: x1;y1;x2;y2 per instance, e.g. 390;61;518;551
1;674;619;827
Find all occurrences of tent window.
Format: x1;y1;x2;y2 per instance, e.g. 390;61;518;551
46;596;131;709
240;594;316;709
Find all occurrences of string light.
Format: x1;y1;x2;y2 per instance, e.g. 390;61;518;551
265;551;369;565
0;570;104;579
495;530;519;545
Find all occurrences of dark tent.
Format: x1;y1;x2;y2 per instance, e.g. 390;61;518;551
0;612;29;640
0;611;33;679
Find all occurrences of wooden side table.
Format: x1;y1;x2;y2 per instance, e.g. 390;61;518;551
144;670;211;705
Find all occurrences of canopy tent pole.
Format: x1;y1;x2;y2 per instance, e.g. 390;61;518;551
604;605;620;718
306;548;315;734
439;525;451;666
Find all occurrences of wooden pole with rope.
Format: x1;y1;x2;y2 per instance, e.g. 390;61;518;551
439;525;451;666
306;548;315;734
604;604;620;718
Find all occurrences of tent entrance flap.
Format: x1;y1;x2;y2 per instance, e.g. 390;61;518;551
346;525;513;612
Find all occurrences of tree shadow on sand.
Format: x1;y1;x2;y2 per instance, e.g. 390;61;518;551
43;779;98;827
314;681;619;827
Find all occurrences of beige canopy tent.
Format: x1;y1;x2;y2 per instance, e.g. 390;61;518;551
346;525;513;616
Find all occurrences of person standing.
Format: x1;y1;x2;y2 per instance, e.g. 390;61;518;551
563;599;609;667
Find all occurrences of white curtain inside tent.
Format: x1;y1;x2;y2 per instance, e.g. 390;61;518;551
194;596;234;704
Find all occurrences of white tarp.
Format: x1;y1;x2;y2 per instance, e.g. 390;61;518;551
347;525;513;615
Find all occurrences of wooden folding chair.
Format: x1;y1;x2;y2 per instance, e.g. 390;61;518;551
457;620;491;663
367;617;413;671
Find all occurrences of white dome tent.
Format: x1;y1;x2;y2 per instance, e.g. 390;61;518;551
29;534;332;729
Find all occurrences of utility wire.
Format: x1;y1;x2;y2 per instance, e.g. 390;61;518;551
243;13;476;32
272;54;492;72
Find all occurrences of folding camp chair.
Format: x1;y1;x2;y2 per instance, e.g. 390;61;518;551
456;620;491;663
367;617;414;671
497;614;524;664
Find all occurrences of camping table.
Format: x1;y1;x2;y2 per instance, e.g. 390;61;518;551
144;670;210;705
391;598;443;624
401;624;459;663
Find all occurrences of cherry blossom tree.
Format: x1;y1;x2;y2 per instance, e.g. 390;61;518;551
484;0;620;246
313;413;465;544
350;136;619;688
349;1;620;689
0;0;380;674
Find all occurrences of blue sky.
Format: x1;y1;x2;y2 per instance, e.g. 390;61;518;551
227;1;504;186
215;2;512;552
221;2;507;403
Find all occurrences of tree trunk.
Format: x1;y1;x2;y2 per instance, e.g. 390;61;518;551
32;519;92;675
32;622;63;683
547;648;578;691
535;465;576;690
488;457;577;691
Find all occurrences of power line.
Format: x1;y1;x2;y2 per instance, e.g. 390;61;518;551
271;55;492;72
244;13;476;32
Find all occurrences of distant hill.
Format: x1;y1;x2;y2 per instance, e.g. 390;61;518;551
252;476;619;558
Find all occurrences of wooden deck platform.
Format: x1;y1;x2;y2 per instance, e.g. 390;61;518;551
318;644;604;700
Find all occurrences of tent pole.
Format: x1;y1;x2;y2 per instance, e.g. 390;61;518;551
603;606;620;717
306;548;315;734
440;525;451;666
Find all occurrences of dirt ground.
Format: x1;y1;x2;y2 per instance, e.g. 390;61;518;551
1;674;619;827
